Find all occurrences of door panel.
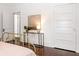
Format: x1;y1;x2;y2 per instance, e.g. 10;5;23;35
54;4;76;51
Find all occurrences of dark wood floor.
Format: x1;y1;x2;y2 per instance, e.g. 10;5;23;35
22;44;79;56
7;41;79;56
35;47;79;56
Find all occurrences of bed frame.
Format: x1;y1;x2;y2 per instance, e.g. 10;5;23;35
1;32;36;53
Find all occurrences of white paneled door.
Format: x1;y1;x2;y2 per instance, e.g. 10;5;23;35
54;4;76;51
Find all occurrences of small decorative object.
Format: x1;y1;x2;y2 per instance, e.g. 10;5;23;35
24;26;27;29
24;26;28;32
3;28;5;32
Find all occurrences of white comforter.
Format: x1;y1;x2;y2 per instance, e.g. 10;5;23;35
0;42;36;56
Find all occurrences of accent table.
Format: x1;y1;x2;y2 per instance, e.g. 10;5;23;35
23;32;44;48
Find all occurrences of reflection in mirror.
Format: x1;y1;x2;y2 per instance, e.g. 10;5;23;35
28;14;41;31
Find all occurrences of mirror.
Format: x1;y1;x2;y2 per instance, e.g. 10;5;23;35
28;14;41;30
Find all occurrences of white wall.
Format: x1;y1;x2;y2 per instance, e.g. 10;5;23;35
14;3;61;47
15;3;79;52
2;4;16;33
14;3;78;48
0;4;4;38
1;3;79;52
0;4;15;38
0;4;17;34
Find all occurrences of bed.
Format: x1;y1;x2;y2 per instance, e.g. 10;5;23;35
0;41;36;56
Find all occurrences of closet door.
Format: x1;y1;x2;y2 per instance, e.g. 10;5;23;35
54;4;76;51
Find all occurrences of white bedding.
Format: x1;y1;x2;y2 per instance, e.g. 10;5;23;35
0;42;36;56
